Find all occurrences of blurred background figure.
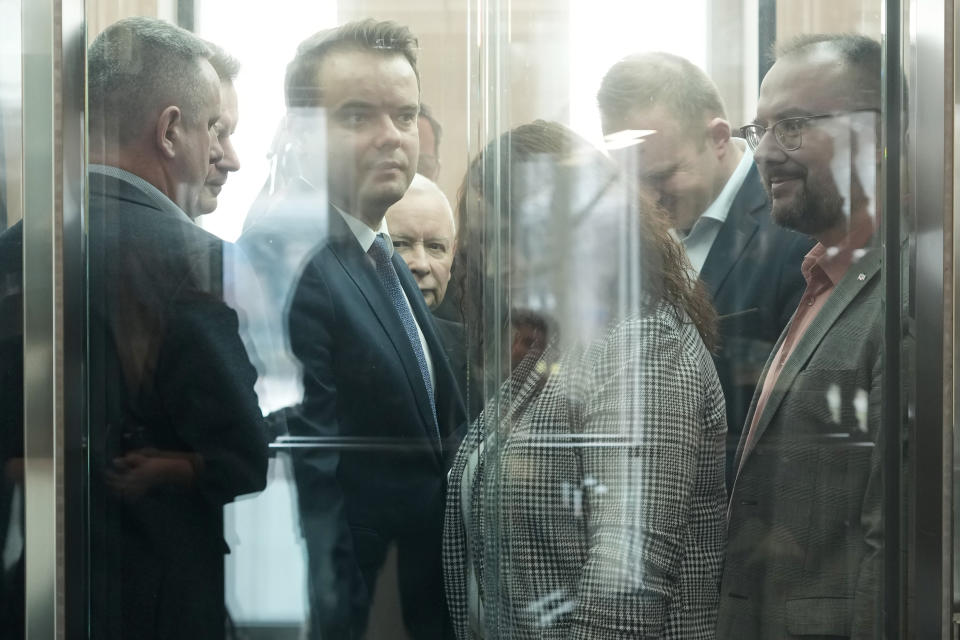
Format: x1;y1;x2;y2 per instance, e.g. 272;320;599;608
598;52;812;488
417;103;443;181
194;42;242;218
386;174;457;311
443;120;726;639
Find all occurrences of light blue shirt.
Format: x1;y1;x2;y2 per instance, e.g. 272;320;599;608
336;207;436;393
679;140;753;276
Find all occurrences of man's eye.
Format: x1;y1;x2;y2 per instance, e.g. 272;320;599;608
427;242;447;253
397;113;417;126
344;112;368;126
780;119;805;133
392;240;411;249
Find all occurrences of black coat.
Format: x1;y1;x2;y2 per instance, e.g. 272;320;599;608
86;172;268;639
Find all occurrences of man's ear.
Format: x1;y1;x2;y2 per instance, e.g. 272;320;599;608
156;105;181;160
706;117;732;158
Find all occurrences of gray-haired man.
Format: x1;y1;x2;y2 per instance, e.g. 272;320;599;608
86;17;267;639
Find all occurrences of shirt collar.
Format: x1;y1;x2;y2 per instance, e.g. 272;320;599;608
335;205;392;256
700;138;753;226
88;164;193;224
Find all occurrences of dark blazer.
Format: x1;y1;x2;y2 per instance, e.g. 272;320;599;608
700;164;813;486
718;249;882;640
283;206;466;639
86;172;268;640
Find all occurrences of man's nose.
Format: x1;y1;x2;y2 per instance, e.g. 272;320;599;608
753;127;787;167
374;114;403;148
218;140;240;173
406;243;429;274
209;129;225;164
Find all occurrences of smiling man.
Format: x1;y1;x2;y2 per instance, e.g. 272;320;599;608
718;34;883;640
240;20;466;640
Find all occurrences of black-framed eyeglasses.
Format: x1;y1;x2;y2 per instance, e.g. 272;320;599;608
739;109;880;152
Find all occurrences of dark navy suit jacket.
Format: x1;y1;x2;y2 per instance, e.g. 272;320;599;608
283;206;466;639
699;164;813;487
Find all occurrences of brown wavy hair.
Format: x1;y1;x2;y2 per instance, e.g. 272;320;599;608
455;120;718;353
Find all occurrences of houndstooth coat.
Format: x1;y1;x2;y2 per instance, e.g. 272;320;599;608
443;304;727;639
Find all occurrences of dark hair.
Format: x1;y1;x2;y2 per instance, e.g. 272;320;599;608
773;33;881;107
285;19;419;109
418;102;443;153
597;52;726;137
455;120;717;359
88;17;212;144
206;41;241;82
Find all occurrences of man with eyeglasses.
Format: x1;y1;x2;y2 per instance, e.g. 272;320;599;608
597;53;813;489
718;34;883;639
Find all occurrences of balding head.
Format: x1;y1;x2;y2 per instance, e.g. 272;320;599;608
386;174;456;308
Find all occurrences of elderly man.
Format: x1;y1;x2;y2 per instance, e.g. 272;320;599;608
719;34;883;639
598;53;813;488
240;19;466;640
85;18;268;639
386;174;457;310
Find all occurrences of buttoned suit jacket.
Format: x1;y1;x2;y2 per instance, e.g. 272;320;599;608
700;165;813;487
443;305;727;640
86;173;269;639
717;248;882;640
283;206;467;638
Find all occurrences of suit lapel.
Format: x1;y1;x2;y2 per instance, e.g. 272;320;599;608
737;247;881;471
699;166;764;297
327;214;442;452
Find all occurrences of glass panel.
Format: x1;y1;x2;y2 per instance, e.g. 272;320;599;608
78;1;901;639
0;0;24;635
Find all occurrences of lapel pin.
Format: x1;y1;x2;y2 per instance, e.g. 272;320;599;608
857;273;866;281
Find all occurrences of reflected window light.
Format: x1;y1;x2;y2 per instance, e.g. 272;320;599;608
568;0;707;146
194;0;337;242
602;129;655;151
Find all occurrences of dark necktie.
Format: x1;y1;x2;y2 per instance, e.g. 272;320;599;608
368;234;439;441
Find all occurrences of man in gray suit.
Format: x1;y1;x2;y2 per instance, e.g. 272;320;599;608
718;34;883;639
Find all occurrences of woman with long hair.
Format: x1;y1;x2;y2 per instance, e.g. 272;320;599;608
443;121;726;639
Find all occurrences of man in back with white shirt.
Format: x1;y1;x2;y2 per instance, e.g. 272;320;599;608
598;52;813;487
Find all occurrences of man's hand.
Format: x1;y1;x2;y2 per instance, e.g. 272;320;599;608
105;448;199;500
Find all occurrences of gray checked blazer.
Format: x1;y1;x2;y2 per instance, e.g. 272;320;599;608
718;248;882;639
443;304;727;639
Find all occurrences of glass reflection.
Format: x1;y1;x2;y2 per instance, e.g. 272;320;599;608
444;121;727;638
598;52;813;488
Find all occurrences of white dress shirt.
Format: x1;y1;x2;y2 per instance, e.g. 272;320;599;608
678;139;754;276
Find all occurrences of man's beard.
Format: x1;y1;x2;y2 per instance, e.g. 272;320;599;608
770;172;846;237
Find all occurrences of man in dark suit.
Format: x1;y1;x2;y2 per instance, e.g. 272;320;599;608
85;18;268;639
718;34;883;639
598;53;814;487
241;20;466;639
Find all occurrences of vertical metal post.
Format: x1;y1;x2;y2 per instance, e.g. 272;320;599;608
882;0;904;637
910;0;952;636
21;0;60;637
